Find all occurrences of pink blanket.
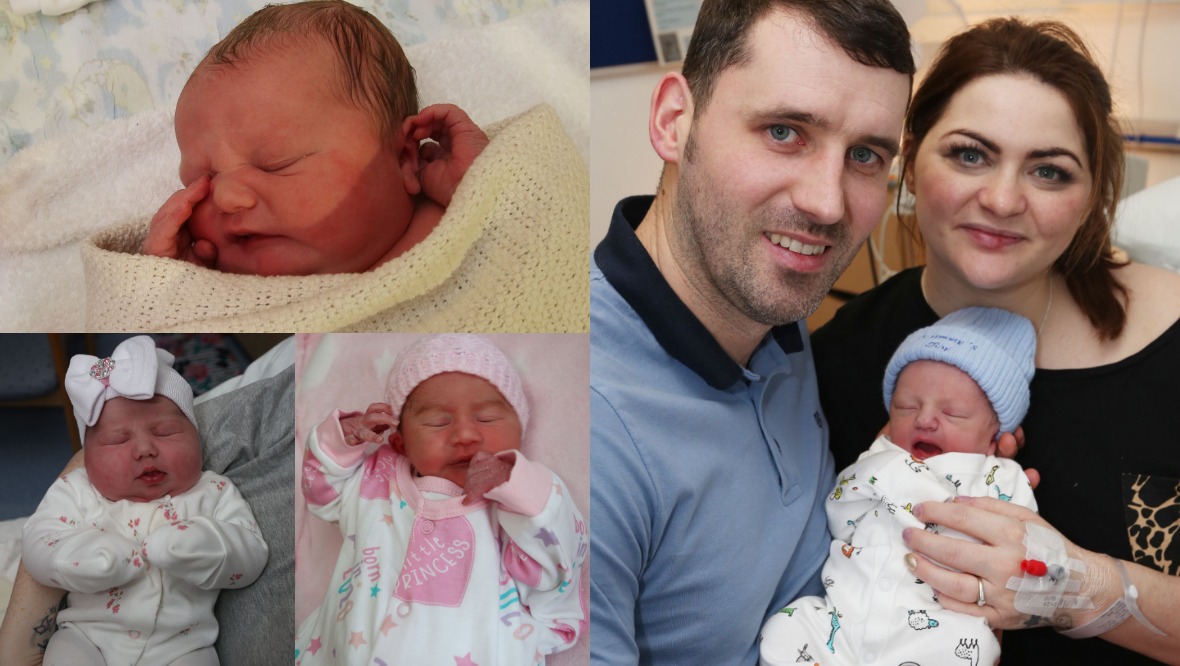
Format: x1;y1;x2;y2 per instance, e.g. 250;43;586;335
294;334;590;663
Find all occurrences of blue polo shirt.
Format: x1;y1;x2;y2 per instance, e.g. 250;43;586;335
590;196;834;666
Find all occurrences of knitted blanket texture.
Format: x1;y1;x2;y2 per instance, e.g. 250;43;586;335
82;105;588;332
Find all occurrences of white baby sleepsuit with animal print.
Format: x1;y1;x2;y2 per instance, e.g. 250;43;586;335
760;436;1036;666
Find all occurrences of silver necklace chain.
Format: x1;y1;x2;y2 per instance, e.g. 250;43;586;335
920;271;1054;335
1037;278;1053;336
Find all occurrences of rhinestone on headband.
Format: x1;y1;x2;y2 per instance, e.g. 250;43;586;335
89;357;116;381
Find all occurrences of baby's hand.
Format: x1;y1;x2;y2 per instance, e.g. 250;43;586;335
462;451;513;505
404;104;489;207
340;403;397;447
142;175;218;268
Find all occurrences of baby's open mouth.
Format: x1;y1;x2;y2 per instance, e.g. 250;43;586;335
232;233;281;244
138;469;166;484
911;441;943;460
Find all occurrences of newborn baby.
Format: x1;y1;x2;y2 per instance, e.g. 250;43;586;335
143;0;487;276
297;335;587;664
21;335;269;665
760;307;1039;666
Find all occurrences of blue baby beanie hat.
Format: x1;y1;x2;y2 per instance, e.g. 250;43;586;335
882;306;1036;433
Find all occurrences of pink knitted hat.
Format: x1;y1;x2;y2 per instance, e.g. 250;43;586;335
385;335;529;431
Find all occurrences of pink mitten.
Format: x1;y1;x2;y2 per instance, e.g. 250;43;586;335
462;451;514;505
340;403;397;447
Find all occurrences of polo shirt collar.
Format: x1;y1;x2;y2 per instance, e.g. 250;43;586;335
594;195;803;390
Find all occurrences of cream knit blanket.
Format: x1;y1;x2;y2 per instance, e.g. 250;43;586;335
0;1;588;332
79;105;587;332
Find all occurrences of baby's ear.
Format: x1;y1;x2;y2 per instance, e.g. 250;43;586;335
987;433;1002;456
397;129;421;196
389;430;406;456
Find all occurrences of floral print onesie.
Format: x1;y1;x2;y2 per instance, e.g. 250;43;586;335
22;468;269;665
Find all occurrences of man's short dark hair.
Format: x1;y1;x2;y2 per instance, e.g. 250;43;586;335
681;0;915;113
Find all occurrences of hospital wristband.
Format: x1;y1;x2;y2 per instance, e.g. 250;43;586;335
1058;557;1166;639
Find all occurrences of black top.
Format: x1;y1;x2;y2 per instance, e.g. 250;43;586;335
812;266;1180;665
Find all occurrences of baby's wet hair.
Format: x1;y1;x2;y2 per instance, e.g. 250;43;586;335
198;0;418;141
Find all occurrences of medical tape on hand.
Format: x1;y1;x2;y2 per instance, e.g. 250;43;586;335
1059;556;1168;638
1004;523;1095;615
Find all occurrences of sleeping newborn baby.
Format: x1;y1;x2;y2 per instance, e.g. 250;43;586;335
21;336;268;665
142;0;488;276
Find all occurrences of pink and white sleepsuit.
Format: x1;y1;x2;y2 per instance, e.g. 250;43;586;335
296;410;587;665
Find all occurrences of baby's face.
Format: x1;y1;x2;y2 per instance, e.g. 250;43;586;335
84;396;203;502
887;360;999;460
394;372;522;488
174;40;416;276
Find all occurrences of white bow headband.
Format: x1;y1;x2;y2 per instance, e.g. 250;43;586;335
64;336;197;445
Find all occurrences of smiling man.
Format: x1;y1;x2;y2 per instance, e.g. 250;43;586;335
590;1;914;663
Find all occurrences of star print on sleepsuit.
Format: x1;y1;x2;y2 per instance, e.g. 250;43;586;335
348;630;366;649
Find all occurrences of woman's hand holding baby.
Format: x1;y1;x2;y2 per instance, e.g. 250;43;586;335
902;497;1117;632
462;451;513;505
142;175;219;268
340;403;397;447
404;104;489;207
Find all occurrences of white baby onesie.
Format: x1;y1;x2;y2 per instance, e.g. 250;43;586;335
760;436;1037;666
22;469;269;666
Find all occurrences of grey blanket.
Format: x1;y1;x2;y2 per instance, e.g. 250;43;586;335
195;366;294;665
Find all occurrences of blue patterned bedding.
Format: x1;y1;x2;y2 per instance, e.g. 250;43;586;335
0;0;563;166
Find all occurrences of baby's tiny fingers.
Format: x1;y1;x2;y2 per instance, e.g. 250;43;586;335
193;239;218;266
419;142;442;162
362;412;397;433
403;112;439;141
355;427;385;444
184;174;211;200
144;177;210;257
168;175;211;216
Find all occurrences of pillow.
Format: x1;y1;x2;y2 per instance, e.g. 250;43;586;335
195;366;295;666
1113;176;1180;274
